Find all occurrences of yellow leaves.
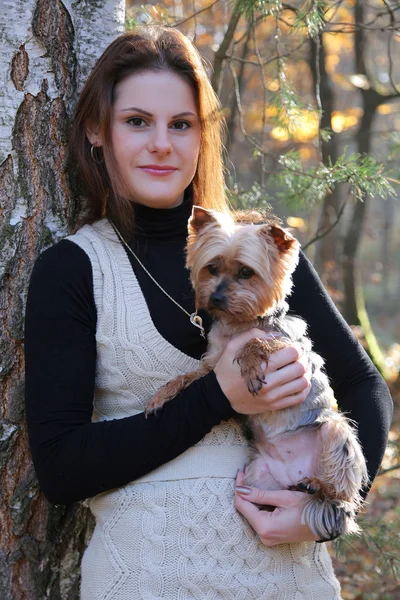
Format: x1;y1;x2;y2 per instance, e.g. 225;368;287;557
325;54;340;75
299;147;313;161
378;103;396;115
324;32;353;54
270;127;289;141
331;108;362;133
270;109;319;143
268;81;279;92
286;216;307;231
267;106;362;141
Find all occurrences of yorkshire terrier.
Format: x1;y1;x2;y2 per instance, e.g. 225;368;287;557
146;206;368;541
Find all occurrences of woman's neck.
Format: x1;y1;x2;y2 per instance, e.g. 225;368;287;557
130;192;193;241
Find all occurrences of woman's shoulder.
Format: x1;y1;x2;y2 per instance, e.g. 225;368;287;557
35;218;112;273
31;238;93;292
26;238;97;336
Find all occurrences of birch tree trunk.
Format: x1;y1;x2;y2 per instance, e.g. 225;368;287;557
0;2;124;598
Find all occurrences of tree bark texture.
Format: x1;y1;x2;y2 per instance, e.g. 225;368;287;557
0;2;124;598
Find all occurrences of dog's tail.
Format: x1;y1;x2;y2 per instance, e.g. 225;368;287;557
302;413;369;540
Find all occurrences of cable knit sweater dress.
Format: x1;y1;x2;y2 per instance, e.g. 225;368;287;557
66;219;342;600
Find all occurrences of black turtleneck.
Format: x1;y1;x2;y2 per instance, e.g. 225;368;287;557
24;200;393;505
126;199;212;359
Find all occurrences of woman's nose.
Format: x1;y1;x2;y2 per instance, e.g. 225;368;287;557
147;125;173;155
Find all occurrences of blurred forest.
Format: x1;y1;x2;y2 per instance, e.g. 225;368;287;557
125;1;400;597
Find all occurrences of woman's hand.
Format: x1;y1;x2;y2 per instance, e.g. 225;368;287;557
214;329;310;415
234;470;319;546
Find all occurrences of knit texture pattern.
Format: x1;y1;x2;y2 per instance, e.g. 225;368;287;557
68;220;341;600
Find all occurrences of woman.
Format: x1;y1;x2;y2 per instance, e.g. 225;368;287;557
25;26;392;599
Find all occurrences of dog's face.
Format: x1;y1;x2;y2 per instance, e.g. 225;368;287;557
186;206;300;322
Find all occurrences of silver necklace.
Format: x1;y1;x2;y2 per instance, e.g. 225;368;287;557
109;220;205;338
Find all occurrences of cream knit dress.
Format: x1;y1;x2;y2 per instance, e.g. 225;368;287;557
68;220;341;600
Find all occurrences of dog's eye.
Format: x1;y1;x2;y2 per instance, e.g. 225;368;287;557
238;267;255;279
207;264;218;276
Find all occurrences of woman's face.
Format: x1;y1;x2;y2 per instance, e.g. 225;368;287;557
108;70;201;209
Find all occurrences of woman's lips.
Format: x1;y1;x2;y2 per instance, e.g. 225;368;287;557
139;165;178;176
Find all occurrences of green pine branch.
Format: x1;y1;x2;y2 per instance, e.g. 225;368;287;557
270;150;396;208
234;0;333;37
227;182;273;210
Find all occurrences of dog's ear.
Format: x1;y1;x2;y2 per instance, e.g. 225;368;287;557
189;206;219;233
259;223;297;253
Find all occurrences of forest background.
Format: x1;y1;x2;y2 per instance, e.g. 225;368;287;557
0;0;399;598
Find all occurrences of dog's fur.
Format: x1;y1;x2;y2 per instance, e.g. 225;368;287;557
146;206;369;541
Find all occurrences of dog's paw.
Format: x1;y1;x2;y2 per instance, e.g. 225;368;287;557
293;477;336;500
145;392;166;418
245;373;266;395
294;479;319;495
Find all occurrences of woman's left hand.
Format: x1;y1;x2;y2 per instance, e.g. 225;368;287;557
234;470;319;546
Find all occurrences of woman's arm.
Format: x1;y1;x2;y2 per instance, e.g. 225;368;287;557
290;251;393;487
25;241;235;505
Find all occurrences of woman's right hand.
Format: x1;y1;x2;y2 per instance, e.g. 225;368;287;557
214;329;310;415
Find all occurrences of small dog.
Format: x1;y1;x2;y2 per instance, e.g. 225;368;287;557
146;206;368;541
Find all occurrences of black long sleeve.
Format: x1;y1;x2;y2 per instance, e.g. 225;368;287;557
289;253;393;487
25;235;393;505
25;240;235;505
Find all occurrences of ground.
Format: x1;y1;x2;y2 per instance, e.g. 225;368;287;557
330;384;400;600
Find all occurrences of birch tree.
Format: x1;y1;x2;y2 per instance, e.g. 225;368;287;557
0;1;124;598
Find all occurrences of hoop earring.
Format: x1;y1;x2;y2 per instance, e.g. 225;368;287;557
90;145;104;165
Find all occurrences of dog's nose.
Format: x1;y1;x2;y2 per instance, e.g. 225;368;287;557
209;291;226;308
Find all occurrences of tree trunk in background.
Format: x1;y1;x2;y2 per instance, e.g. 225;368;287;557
309;35;342;280
211;4;241;95
225;28;251;157
342;100;375;325
0;2;124;598
381;195;393;297
341;0;398;327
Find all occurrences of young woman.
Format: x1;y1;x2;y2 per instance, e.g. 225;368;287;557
25;26;392;599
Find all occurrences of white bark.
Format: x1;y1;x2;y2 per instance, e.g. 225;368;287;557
0;2;125;598
0;0;125;228
69;0;125;91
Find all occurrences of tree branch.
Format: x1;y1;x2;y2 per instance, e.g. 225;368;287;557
303;193;349;250
171;0;220;27
378;463;400;476
226;39;308;67
211;4;241;94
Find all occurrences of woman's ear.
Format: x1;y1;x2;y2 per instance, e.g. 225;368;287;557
86;122;103;147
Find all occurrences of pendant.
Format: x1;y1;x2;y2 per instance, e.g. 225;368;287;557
190;312;206;338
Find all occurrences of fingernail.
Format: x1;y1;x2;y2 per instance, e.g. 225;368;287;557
235;486;252;495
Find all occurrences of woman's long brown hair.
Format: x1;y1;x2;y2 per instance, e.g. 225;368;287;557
70;26;228;236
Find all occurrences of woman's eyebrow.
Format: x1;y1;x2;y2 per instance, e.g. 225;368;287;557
119;106;152;115
119;107;197;119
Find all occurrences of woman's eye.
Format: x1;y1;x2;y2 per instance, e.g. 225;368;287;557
207;264;218;276
171;121;190;130
127;117;146;127
238;266;255;279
